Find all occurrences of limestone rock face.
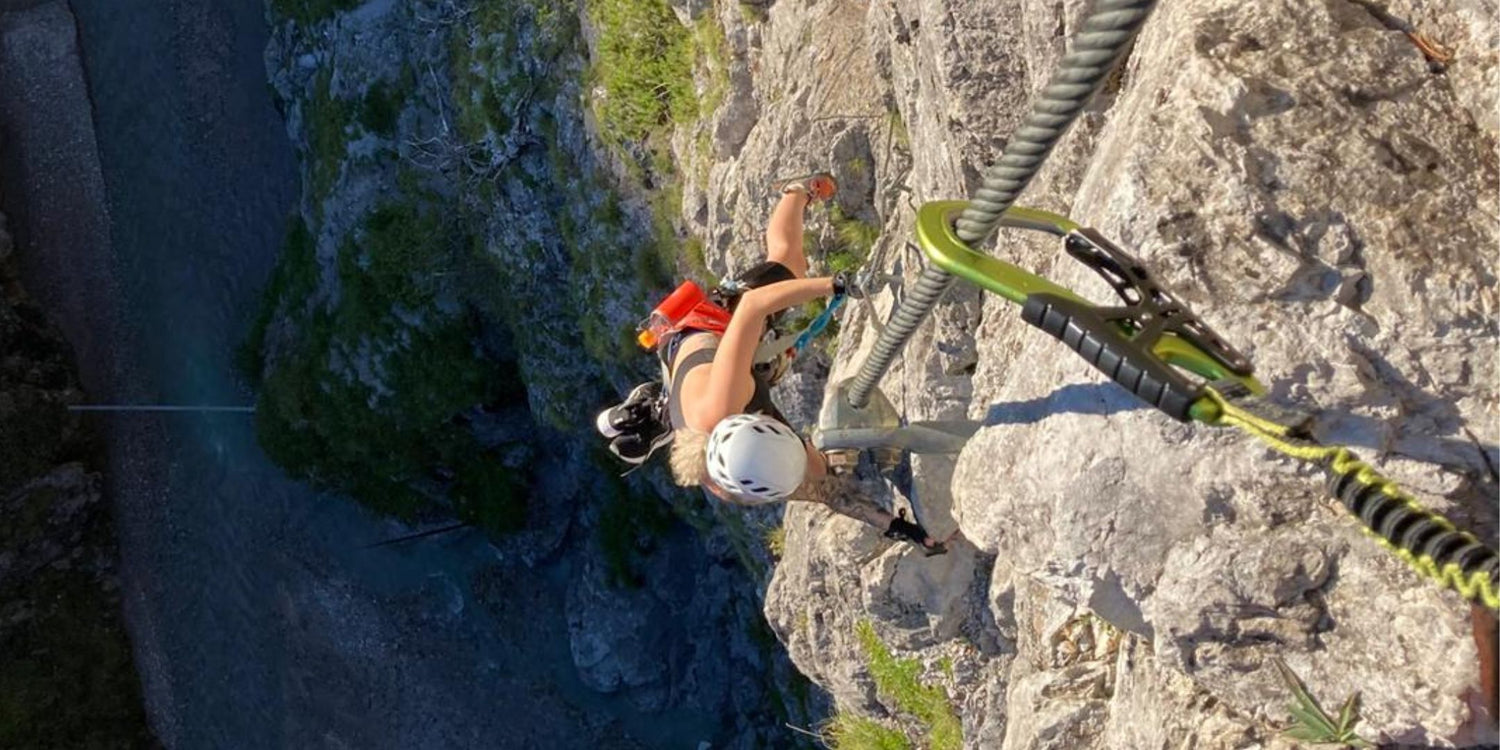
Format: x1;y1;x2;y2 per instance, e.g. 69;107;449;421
687;0;1499;746
264;0;1497;744
262;2;819;745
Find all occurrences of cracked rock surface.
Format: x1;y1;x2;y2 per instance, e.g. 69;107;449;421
676;0;1499;746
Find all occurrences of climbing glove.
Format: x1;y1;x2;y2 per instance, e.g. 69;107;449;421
883;509;947;557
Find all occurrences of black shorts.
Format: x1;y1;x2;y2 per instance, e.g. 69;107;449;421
726;261;796;310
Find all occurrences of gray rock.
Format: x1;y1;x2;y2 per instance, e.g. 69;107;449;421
566;555;664;698
268;0;1500;744
708;0;1498;746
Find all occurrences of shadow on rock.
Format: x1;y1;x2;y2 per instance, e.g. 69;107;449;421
982;382;1152;427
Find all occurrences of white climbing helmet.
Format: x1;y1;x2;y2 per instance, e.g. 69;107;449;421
705;414;807;504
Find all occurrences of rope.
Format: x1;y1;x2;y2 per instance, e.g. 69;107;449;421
1204;387;1500;610
848;0;1159;407
794;294;846;353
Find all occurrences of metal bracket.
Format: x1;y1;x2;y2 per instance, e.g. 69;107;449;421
813;379;977;456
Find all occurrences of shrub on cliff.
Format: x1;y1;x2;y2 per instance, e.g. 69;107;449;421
585;0;696;143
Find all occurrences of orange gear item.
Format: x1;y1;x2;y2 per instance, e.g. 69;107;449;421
636;280;732;350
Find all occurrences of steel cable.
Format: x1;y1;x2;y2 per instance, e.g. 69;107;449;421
849;0;1159;407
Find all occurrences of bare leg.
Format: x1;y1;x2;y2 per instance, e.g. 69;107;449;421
765;190;812;278
791;475;895;530
790;473;947;550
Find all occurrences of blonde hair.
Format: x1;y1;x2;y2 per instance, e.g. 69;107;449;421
669;427;711;487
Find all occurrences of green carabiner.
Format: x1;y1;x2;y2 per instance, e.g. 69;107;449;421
914;201;1263;423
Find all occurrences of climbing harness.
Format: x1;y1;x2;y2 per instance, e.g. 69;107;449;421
832;0;1498;609
598;284;848;468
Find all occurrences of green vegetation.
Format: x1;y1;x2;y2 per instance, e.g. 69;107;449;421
450;37;512;143
452;454;527;534
1274;658;1372;748
694;16;731;118
828;205;879;273
578;1;739;300
270;0;363;26
449;1;575;145
853;620;963;750
585;0;697;143
359;76;408;137
644;184;686;288
238;216;318;386
781;297;835;355
252;198;528;524
682;235;712;282
738;2;769;24
0;570;155;748
765;524;786;558
256;0;719;542
597;475;677;588
0;483;153;747
823;715;911;750
307;68;356;209
887;109;910;151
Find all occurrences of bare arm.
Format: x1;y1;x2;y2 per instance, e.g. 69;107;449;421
695;278;836;424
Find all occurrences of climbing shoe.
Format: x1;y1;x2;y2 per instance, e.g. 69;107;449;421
596;381;664;438
608;424;673;466
773;172;838;203
883;509;948;557
597;382;674;466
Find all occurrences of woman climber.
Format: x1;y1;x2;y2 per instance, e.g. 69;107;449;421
654;173;948;555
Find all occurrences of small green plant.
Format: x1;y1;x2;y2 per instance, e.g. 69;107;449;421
937;656;955;681
306;68;356;209
802;229;821;256
822;714;910;750
251;197;530;523
358;79;405;137
738;2;768;24
765;525;786;558
597;477;677;588
644;182;686;288
1273;658;1372;748
827;206;879;274
694;17;731;118
855;620;963;750
887;108;910;150
237;215;319;385
780;298;835;353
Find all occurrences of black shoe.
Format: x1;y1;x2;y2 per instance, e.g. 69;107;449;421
609;423;674;465
883;509;948;556
596;381;664;438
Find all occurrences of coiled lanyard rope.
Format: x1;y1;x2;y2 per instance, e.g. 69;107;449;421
1205;387;1499;609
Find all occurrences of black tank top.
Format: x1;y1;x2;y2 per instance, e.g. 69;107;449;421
667;333;784;430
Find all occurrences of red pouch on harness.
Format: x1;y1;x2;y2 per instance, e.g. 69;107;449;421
637;280;731;350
